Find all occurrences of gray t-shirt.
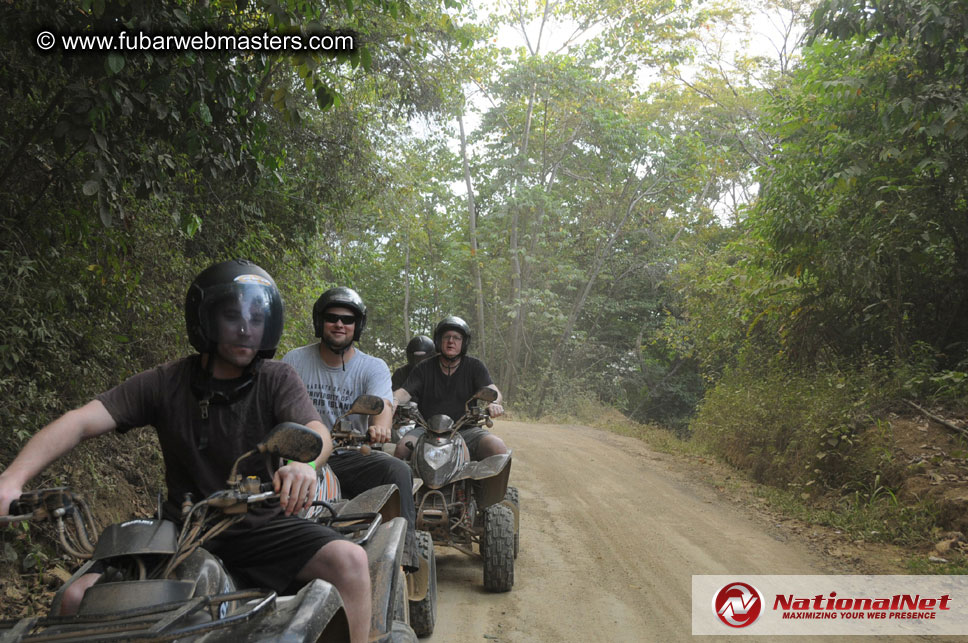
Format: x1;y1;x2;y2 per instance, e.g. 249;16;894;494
282;343;392;434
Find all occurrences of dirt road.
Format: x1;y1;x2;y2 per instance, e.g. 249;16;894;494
424;421;945;642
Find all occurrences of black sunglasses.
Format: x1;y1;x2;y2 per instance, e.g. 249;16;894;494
323;312;357;325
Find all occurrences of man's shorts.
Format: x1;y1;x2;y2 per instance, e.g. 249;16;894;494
207;513;344;594
402;425;493;461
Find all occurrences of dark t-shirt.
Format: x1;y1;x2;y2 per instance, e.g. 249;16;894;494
96;356;321;529
391;363;412;390
401;356;494;422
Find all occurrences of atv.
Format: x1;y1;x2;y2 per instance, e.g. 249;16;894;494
311;395;437;638
403;388;519;592
0;422;416;642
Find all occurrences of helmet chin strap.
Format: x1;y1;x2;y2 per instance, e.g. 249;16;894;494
192;353;258;445
323;339;352;370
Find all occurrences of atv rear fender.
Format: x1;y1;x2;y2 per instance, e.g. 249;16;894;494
339;483;401;523
363;516;408;638
464;452;513;509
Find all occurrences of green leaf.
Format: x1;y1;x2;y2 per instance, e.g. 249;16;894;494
98;194;112;227
183;213;201;238
315;85;335;110
106;54;124;75
82;180;99;196
198;102;213;125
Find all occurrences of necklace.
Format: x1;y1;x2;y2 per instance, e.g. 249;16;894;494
441;357;460;376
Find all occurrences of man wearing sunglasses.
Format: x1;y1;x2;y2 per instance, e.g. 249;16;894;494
282;287;419;571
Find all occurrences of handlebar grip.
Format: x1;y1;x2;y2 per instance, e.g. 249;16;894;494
7;499;27;516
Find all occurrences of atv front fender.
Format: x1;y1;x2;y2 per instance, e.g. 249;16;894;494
193;579;348;643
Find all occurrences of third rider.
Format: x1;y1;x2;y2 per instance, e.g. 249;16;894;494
393;316;507;461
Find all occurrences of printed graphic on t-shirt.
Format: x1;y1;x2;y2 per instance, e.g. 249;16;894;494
282;343;392;433
305;382;355;420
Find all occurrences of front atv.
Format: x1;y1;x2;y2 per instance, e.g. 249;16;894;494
408;388;519;593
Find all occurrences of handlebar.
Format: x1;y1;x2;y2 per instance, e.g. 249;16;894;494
331;429;377;455
455;406;492;431
0;488;98;559
1;487;83;524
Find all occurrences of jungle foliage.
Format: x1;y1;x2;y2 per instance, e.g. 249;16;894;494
2;0;967;515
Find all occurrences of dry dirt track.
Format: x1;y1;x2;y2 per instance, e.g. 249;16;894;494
424;420;960;643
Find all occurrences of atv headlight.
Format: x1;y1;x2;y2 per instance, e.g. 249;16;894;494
422;443;456;470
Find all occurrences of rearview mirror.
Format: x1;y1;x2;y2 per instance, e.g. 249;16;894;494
260;422;323;463
227;423;323;485
346;395;385;416
471;387;498;404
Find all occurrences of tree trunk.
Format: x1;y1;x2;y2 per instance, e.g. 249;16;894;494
403;232;411;344
500;0;553;400
458;110;486;361
533;174;662;414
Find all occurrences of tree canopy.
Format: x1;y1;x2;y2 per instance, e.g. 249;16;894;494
2;0;967;453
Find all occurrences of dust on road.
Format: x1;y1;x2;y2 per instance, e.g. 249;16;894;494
425;420;960;643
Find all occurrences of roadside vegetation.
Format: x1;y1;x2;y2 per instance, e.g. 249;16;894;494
2;0;968;614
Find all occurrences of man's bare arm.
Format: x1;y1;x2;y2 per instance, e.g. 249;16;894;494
0;400;117;515
275;419;332;516
392;388;412;408
486;385;505;418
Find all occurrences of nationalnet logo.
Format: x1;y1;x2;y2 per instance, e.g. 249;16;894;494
773;590;951;621
693;575;968;636
713;582;763;627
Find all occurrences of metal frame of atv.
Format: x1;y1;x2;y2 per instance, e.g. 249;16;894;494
413;451;513;554
0;589;278;642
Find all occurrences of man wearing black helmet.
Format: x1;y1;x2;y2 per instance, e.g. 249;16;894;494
392;315;506;461
391;335;435;389
282;287;419;570
0;260;373;643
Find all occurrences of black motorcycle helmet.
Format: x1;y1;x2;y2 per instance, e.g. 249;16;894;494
312;286;367;342
406;335;435;366
433;316;471;357
184;259;284;359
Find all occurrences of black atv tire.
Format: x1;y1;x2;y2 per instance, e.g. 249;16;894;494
390;619;419;643
505;486;520;559
409;530;437;637
482;504;514;592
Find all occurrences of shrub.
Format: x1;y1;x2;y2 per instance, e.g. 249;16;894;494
689;353;900;491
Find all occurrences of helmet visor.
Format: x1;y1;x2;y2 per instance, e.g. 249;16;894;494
198;279;280;353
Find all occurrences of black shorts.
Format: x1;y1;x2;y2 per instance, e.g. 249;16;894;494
207;514;344;594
